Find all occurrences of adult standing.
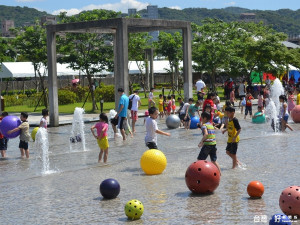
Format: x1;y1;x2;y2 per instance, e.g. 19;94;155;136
195;78;206;107
238;80;246;113
129;90;142;133
114;88;129;141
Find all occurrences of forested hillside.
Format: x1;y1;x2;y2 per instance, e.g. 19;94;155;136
1;5;300;35
0;5;48;31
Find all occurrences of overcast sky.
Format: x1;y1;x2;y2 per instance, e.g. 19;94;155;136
1;0;299;16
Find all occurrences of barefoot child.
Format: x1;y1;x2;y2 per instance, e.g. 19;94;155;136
91;113;109;163
171;94;176;114
40;109;49;129
7;112;30;158
279;95;293;132
198;112;221;174
145;107;171;149
0;112;9;158
244;92;254;119
222;107;242;169
158;94;164;118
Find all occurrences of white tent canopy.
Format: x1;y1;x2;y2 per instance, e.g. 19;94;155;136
0;61;187;79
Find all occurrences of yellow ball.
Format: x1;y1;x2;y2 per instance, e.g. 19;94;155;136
31;127;39;141
124;199;144;220
140;149;167;175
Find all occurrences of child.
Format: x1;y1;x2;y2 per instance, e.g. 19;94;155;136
213;111;222;129
181;98;192;129
7;112;30;158
40;109;49;129
222;107;242;169
279;95;293;132
158;94;164;118
148;87;155;108
109;109;119;138
287;90;296;113
163;95;167;116
171;94;176;114
296;88;300;105
257;91;264;109
0;112;9;158
230;88;236;107
244;92;254;119
252;106;265;120
91;113;109;163
166;95;172;116
145;107;171;149
198;112;221;174
219;108;229;130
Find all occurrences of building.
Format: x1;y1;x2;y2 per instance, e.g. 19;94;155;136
147;5;159;41
1;20;15;37
128;8;137;17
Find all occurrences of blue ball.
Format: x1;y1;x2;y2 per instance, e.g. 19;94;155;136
99;178;120;199
252;112;266;124
269;214;291;225
190;116;200;129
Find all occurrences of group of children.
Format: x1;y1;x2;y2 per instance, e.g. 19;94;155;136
0;109;49;159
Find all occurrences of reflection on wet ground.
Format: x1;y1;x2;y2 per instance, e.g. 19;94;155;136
0;112;299;224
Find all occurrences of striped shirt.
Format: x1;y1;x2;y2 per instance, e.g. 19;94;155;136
201;122;216;145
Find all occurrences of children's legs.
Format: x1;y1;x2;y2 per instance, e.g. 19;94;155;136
20;148;25;158
99;149;104;162
226;151;238;169
241;105;244;114
0;150;6;158
212;161;221;175
121;129;126;140
103;148;108;163
132;119;136;133
24;149;29;158
112;124;117;134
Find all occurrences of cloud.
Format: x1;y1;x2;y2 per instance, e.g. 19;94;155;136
16;0;42;2
225;1;236;6
52;0;149;16
169;6;181;10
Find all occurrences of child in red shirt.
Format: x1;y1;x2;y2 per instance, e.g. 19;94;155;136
244;92;254;119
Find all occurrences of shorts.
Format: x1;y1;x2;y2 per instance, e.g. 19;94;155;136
198;145;217;161
97;136;109;149
146;142;158;149
239;95;245;100
282;115;289;122
197;91;204;101
179;113;185;121
110;118;118;126
245;106;252;116
131;110;138;121
0;137;8;150
19;140;29;150
118;117;125;129
226;142;238;155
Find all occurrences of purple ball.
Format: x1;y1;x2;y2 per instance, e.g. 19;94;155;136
0;116;21;139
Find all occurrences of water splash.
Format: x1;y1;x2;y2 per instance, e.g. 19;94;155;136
35;127;54;174
70;107;86;151
265;78;284;132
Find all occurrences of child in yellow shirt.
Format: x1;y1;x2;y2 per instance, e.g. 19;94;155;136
158;94;164;118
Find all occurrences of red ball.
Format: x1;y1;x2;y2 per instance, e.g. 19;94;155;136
291;105;300;123
185;160;220;194
279;186;300;217
247;181;264;198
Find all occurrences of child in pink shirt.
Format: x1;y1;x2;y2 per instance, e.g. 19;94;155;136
91;113;109;163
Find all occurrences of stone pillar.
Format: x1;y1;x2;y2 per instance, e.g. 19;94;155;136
114;19;129;110
149;48;154;88
47;29;59;127
182;25;193;103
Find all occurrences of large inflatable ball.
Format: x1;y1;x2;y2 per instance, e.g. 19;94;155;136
166;115;180;129
279;186;300;217
99;178;120;199
31;127;39;141
140;149;167;175
185;160;220;194
124;199;144;220
269;214;291;225
0;115;21;139
247;181;264;198
252;112;266;124
291;105;300;123
190;116;200;129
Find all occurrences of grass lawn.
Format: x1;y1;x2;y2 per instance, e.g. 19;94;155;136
5;88;225;114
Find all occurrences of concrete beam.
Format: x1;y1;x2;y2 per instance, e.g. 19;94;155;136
46;29;59;127
182;25;193;103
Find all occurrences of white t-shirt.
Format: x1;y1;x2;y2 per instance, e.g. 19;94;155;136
180;103;190;115
145;117;158;144
148;92;154;100
195;80;206;92
129;94;140;111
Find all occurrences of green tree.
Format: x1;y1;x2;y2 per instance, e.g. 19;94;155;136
12;22;48;108
154;31;183;93
57;9;120;111
0;37;16;69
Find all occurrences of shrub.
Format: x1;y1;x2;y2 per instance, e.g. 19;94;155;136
58;89;76;105
94;84;115;102
3;94;26;107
